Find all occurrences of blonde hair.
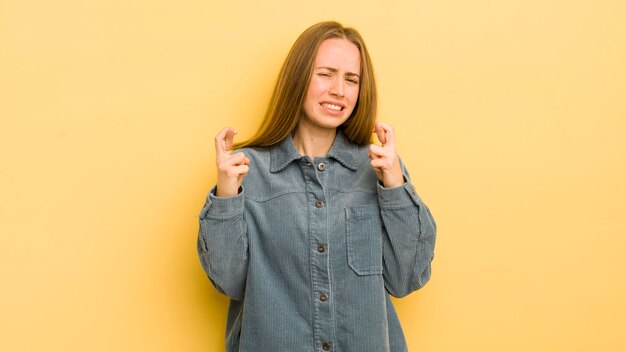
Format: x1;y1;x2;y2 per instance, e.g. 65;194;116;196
234;21;377;149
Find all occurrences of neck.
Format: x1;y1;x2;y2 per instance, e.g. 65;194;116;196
292;122;337;159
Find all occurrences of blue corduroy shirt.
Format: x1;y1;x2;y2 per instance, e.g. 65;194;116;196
198;130;436;352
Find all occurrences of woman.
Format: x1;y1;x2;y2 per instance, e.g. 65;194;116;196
198;21;436;352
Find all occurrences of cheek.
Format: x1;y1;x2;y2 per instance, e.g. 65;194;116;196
348;87;360;105
306;79;326;99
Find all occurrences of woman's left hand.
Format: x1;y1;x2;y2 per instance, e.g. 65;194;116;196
369;121;405;188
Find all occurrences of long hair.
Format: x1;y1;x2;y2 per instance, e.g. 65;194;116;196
234;21;377;149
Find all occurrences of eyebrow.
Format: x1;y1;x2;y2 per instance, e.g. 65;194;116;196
316;66;360;78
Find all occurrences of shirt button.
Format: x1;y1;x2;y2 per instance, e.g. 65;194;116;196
315;200;324;208
317;162;326;171
322;342;331;350
319;293;328;302
317;244;325;253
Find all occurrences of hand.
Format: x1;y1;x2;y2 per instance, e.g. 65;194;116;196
215;127;250;197
369;121;404;188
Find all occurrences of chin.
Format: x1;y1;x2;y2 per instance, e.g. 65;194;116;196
318;118;349;130
301;109;352;131
318;114;351;128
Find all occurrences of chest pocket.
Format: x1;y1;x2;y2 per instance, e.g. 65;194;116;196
345;206;384;275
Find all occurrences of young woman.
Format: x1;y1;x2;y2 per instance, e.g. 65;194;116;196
198;21;436;352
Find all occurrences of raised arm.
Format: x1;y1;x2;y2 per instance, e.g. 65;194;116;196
197;127;251;300
369;122;437;297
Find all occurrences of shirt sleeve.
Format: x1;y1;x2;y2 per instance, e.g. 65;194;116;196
197;186;248;300
376;159;437;298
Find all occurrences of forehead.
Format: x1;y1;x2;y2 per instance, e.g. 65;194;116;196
314;38;361;73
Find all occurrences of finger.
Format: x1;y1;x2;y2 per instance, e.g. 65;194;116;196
229;164;249;177
370;152;395;168
223;128;237;152
219;159;249;176
369;144;386;157
224;152;248;166
373;122;386;145
214;127;237;158
375;121;395;147
214;127;230;154
368;151;379;161
370;158;386;170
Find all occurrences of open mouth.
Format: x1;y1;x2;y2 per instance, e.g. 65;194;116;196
320;103;343;111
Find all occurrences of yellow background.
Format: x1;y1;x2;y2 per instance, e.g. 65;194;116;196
2;0;625;351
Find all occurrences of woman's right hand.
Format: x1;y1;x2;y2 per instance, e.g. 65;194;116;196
214;127;250;197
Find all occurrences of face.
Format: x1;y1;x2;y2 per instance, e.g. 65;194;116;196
300;38;361;131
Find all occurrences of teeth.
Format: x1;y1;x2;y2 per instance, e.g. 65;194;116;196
322;103;342;111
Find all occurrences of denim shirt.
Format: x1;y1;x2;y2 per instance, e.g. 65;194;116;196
197;130;436;352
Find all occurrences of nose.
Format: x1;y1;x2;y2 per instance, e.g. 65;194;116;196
329;78;344;97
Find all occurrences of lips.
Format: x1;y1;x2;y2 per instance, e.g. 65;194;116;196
319;101;345;111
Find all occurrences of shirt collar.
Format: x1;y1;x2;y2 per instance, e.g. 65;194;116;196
270;129;358;173
327;129;358;171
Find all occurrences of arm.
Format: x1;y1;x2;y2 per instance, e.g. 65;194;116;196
369;121;436;297
377;164;436;297
197;187;248;300
197;127;250;300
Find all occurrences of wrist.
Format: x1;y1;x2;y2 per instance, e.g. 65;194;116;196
381;162;404;188
382;174;404;188
216;180;239;197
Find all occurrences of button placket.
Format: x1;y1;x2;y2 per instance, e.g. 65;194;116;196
302;157;333;351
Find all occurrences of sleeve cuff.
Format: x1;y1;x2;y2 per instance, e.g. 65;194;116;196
376;177;423;208
199;186;245;219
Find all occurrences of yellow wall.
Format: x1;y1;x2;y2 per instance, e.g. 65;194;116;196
2;0;625;351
